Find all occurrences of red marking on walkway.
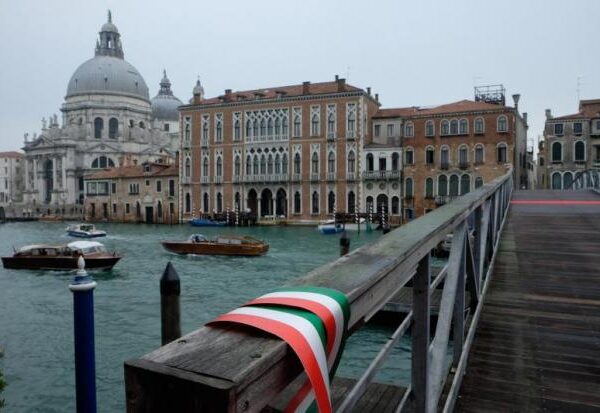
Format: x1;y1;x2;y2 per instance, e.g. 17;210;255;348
511;200;600;205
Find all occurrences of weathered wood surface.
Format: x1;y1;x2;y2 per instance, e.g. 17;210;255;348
457;190;600;412
125;171;512;413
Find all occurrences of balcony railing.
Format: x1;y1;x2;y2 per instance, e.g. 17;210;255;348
362;170;401;180
201;139;208;148
347;172;356;181
292;173;302;182
459;161;469;170
310;173;320;182
180;176;191;185
440;162;450;170
327;132;336;140
232;175;241;183
200;176;210;184
346;130;356;140
326;172;336;181
213;176;223;184
182;139;191;149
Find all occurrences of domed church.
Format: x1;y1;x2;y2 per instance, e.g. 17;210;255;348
22;11;182;207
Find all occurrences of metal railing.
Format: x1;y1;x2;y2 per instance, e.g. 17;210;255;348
125;168;514;413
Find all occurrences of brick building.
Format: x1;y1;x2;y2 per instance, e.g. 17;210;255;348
84;162;178;223
538;99;600;189
179;77;380;223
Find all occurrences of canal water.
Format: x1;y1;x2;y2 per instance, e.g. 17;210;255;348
0;222;412;412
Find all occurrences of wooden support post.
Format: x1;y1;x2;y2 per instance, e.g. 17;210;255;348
340;230;350;256
412;254;431;412
160;262;181;346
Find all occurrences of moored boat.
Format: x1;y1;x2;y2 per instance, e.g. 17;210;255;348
2;240;121;270
189;217;227;227
161;234;269;256
66;223;107;238
317;220;344;234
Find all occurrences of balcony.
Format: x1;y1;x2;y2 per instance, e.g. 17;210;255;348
201;176;210;184
593;160;600;168
327;132;336;141
362;170;401;180
214;176;223;184
201;139;208;148
326;172;336;181
310;173;320;182
347;172;356;181
346;130;356;140
232;175;241;183
440;162;449;170
292;173;302;182
182;139;191;149
459;161;469;170
180;176;191;185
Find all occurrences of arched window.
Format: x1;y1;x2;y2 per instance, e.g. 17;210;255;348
425;177;434;198
425;146;435;165
438;176;448;196
425;120;434;137
185;122;191;141
216;120;223;141
91;156;115;169
392;152;400;170
563;172;573;189
294;191;301;214
246;119;252;137
185;157;191;177
328;152;335;173
441;120;450;136
328;191;336;214
267;118;274;136
328;113;335;135
311;152;319;174
282;153;288;173
575;141;585;161
461;174;471;195
185;193;191;213
253;155;259;175
474;117;485;134
441;146;450;168
294;153;301;174
450;119;458;135
217;192;223;212
475;177;484;188
405;148;414;165
266;154;273;175
109;118;118;139
94;117;103;139
391;196;399;214
203;157;209;176
551;172;562;189
253;119;259;137
311;114;319;136
203;193;209;213
275;154;281;174
139;121;145;129
260;155;266;174
475;144;484;164
347;151;356;173
459;145;468;167
404;121;414;137
459;119;468;135
235;192;241;209
260;118;266;136
348;191;356;213
202;121;209;140
497;115;508;132
449;174;459;196
234;119;241;140
294;114;301;137
366;153;374;171
274;118;281;136
282;117;288;136
405;177;413;198
347;111;356;134
312;191;319;214
246;155;252;175
497;143;508;163
234;156;241;176
216;157;222;177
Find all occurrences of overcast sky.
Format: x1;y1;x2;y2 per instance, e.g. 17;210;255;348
1;0;599;153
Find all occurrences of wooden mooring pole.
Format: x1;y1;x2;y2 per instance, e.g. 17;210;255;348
160;262;181;345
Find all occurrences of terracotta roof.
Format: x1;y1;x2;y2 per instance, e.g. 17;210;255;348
196;80;363;105
374;99;511;119
550;113;587;121
85;163;178;180
0;151;24;158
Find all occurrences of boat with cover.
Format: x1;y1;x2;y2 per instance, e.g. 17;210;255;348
161;234;269;256
1;240;121;270
189;217;227;227
66;223;107;238
317;220;344;234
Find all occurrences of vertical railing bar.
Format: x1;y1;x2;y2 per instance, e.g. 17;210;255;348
412;254;431;413
478;200;491;286
394;384;412;413
472;205;482;282
452;229;466;367
464;223;479;308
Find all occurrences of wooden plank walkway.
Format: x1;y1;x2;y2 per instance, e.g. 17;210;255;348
457;190;600;412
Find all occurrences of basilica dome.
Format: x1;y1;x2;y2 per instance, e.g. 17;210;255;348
151;70;182;120
65;12;149;102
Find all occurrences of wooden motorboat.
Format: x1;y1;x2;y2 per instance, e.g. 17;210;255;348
2;240;121;270
66;223;107;238
161;234;269;256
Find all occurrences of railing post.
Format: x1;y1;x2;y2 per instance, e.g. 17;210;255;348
473;205;482;282
69;256;97;413
412;254;431;412
452;234;466;367
160;262;181;345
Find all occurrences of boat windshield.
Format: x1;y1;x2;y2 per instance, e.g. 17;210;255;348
189;234;208;243
80;224;94;232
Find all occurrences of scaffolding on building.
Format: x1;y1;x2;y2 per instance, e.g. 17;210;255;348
474;84;506;106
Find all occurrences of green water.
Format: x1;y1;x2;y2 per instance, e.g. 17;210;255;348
0;222;412;412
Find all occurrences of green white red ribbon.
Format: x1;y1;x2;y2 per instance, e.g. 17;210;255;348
208;286;350;413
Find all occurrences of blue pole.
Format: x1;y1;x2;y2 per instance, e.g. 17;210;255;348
69;256;97;413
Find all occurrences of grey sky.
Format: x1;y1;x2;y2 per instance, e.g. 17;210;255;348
1;0;599;153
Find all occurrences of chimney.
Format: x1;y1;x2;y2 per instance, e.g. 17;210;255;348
336;77;346;92
523;112;528;124
335;74;339;81
545;109;552;120
224;89;232;102
375;93;379;102
367;87;371;96
302;81;310;95
512;94;520;111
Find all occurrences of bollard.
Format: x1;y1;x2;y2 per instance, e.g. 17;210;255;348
339;230;350;256
69;256;97;413
160;262;181;345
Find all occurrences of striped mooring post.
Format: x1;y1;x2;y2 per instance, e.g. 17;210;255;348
69;256;97;413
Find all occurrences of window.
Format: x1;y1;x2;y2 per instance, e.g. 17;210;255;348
109;118;118;139
551;142;562;162
91;156;115;169
438;175;448;196
425;177;434;198
111;182;116;194
425;120;434;137
392;152;400;170
441;146;449;168
126;203;130;214
366;154;374;171
449;175;459;196
563;172;573;189
274;118;281;136
459;146;468;166
203;157;209;176
497;143;508;163
215;114;223;142
374;124;381;137
551;172;561;189
169;179;175;197
164;123;170;132
311;152;319;174
234;119;241;141
282;154;288;173
574;122;583;135
139;121;145;129
328;191;335;214
246;119;252;138
328;152;335;173
554;123;563;136
474;117;484;134
94;117;104;139
234;156;241;176
185;157;191;177
267;155;274;175
475;177;484;188
185;193;191;213
129;183;139;194
405;177;413;198
347;151;356;173
267;118;274;137
441;120;450;136
348;191;356;213
282;117;288;136
294;191;301;214
311;107;320;136
293;108;302;137
202;115;209;141
112;203;117;214
450;120;458;135
260;155;266;174
203;193;209;213
461;174;471;195
459;119;468;135
347;103;356;137
260;118;266;136
145;179;150;186
391;196;399;214
312;191;319;214
405;148;414;165
184;118;191;142
387;124;394;137
216;157;222;177
575;141;585;161
327;105;336;138
475;145;484;164
156;180;162;192
426;147;434;165
497;115;508;132
294;153;301;174
217;193;223;212
275;154;281;174
404;122;414;137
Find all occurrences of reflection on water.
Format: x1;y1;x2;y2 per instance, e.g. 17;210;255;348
0;221;412;412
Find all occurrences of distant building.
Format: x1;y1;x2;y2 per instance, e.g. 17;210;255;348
0;151;24;204
84;162;178;223
21;12;181;212
178;77;380;223
539;99;600;189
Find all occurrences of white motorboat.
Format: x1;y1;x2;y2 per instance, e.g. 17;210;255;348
66;223;107;238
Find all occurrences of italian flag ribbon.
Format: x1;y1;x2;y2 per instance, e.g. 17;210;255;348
207;286;351;413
